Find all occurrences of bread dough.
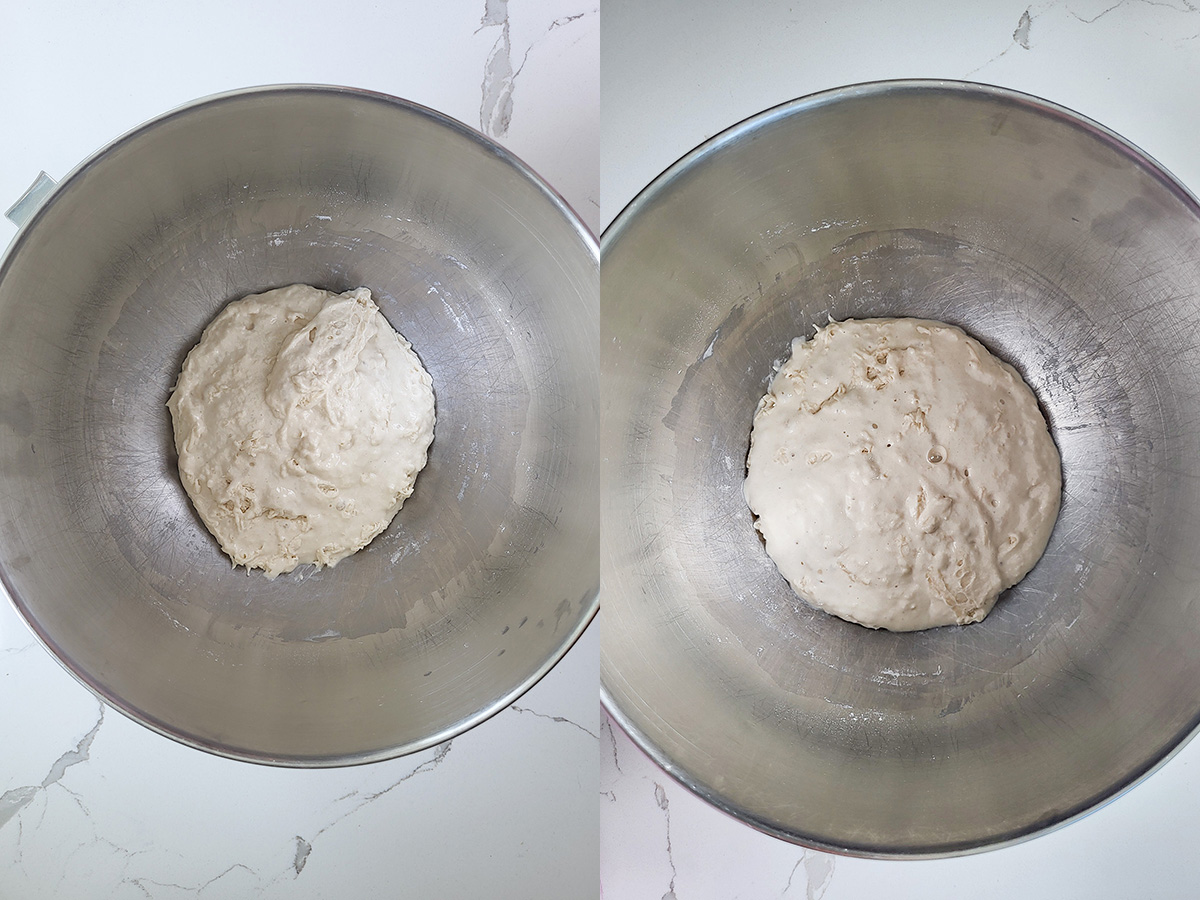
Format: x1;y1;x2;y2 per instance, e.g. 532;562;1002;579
169;284;435;578
744;318;1061;631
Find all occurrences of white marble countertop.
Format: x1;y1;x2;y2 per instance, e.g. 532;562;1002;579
8;2;1200;897
0;2;598;898
601;1;1200;898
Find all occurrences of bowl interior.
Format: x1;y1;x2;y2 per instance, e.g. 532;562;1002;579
0;87;598;764
601;81;1200;855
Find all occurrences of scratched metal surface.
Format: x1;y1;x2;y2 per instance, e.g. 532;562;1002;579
600;81;1200;856
0;86;598;765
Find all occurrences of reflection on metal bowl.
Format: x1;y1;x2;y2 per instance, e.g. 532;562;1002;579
601;80;1200;856
0;85;598;766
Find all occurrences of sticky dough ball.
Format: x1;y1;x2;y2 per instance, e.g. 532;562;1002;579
169;284;435;578
744;318;1061;631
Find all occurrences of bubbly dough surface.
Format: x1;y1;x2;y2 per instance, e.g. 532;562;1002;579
744;318;1061;631
169;284;435;578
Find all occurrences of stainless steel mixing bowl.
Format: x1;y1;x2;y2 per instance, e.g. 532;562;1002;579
601;80;1200;856
0;86;597;765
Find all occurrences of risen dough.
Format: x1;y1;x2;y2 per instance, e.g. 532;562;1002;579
744;318;1061;631
169;284;435;578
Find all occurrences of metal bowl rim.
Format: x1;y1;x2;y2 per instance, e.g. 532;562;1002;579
599;76;1200;856
1;83;599;768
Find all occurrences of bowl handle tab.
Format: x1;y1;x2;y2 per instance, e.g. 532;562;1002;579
5;172;57;230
